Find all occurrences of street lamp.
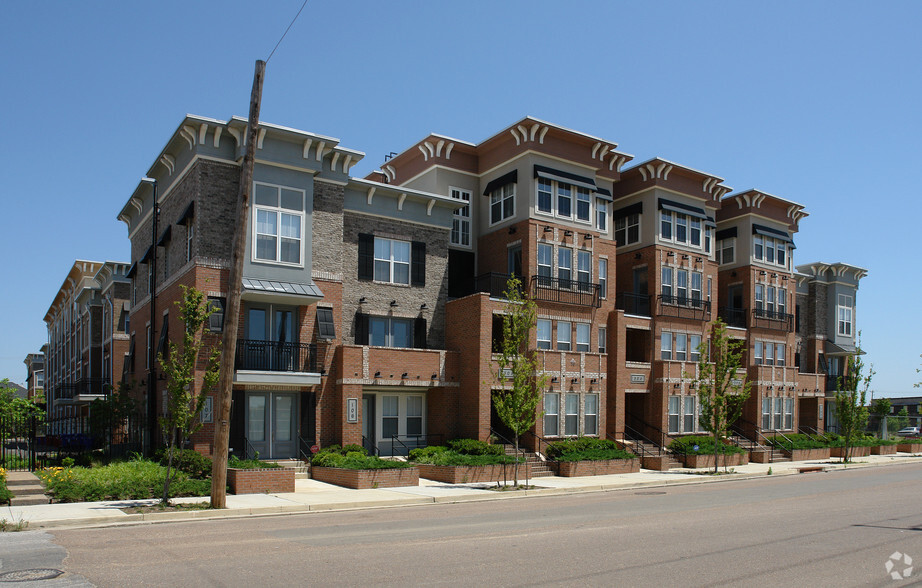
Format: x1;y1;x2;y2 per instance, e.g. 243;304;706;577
140;177;158;455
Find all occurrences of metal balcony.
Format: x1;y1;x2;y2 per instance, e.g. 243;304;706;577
616;292;652;317
531;276;601;308
750;308;794;333
656;295;711;321
717;307;748;329
235;340;318;373
57;378;109;399
472;272;522;299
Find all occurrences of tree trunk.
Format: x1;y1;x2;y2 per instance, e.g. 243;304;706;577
513;434;519;487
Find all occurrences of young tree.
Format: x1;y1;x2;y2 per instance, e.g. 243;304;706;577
492;276;550;487
0;379;45;452
896;407;910;431
691;319;751;474
870;397;891;438
158;286;221;504
834;346;873;464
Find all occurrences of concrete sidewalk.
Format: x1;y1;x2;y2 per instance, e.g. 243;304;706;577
3;453;919;530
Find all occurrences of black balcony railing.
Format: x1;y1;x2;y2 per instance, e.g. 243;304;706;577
235;340;318;373
531;276;601;308
57;379;108;400
717;307;747;329
473;272;522;299
656;295;711;320
616;292;652;317
751;308;794;332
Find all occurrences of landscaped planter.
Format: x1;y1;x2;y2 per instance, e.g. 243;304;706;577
897;442;922;453
785;448;832;461
553;458;640;477
640;455;674;471
749;450;773;463
680;453;749;469
830;446;870;458
311;466;419;489
227;467;295;495
871;445;897;455
417;463;528;484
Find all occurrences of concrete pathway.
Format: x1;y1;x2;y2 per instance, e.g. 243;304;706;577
2;452;919;530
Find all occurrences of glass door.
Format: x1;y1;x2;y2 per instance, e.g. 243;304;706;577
245;392;299;459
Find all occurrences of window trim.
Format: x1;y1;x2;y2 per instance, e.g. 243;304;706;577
373;236;411;285
575;323;590;352
489;183;516;226
251;182;306;267
536;319;552;350
557;321;572;351
449;187;472;248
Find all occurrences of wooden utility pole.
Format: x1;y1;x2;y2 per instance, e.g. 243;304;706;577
211;59;265;508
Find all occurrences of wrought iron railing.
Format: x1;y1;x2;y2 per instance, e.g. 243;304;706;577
657;295;711;320
56;378;109;399
717;307;747;329
616;292;652;317
473;273;522;299
387;433;443;457
751;308;794;332
235;340;318;373
531;276;601;308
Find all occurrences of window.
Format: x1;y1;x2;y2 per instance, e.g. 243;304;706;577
450;188;471;247
598;327;607;354
576;187;591;222
565;393;579;436
208;297;226;333
661;331;673;360
717;238;735;265
705;227;712;253
837;294;853;336
374;237;411;284
598;258;608;299
575;323;590;352
689;334;702;362
766;286;776;315
690;218;701;247
316;307;335;340
557;183;572;218
544;393;559;436
253;183;304;265
755;285;764;312
754;235;763;261
596;199;608;231
537;178;552;213
675;214;687;243
537;243;552;285
764;341;774;366
661;266;673;298
537;319;552;350
490;183;515;224
557;321;571;351
615;213;640;246
577;250;591;289
369;317;414;348
186;222;194;262
773;398;783;430
676;269;688;303
585;394;599;435
675;333;687;362
776;343;785;366
382;396;399;439
558;247;572;285
784;398;794;430
754;341;763;365
660;210;672;240
407;396;423;436
762;398;771;430
684;396;697;433
753;234;789;268
691;272;702;306
778;288;787;316
668;396;681;434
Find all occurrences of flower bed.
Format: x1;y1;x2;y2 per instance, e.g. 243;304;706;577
411;439;521;483
416;463;525;484
553;458;640;477
311;466;419;489
830;446;870;458
227;467;295;494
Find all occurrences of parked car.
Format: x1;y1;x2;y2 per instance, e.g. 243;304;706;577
896;427;921;437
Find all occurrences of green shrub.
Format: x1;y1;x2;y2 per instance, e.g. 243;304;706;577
446;438;503;456
766;433;827;450
36;459;212;502
227;455;282;469
823;434;898;448
315;444;369;457
0;473;11;504
156;448;213;479
669;436;746;455
310;452;412;470
408;445;448;461
546;437;637;461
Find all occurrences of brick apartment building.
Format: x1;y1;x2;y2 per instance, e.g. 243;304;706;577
103;114;864;460
23;352;44;402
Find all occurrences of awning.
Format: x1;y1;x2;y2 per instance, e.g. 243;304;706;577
242;277;324;300
482;170;518;196
658;198;708;220
595;187;613;202
716;227;737;241
613;201;643;220
752;223;793;244
156;225;172;247
125;262;138;279
533;164;613;199
825;340;864;355
706;216;717;229
140;246;153;264
177;201;195;224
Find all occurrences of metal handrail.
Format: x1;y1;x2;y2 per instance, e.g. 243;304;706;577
387;433;443;458
717;307;748;329
234;339;318;372
523;430;557;466
530;275;601;308
608;432;643;459
490;427;530;487
240;436;258;461
361;435;379;456
297;435;313;464
731;417;777;463
615;292;652;317
623;423;664;456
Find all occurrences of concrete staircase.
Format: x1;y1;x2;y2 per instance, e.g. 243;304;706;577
620;438;682;470
268;459;310;479
730;434;791;463
5;471;51;506
501;445;554;478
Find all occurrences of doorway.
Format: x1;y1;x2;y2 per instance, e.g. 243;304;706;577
245;392;298;459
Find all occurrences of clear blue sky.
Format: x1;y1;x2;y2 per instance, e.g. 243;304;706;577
2;2;920;397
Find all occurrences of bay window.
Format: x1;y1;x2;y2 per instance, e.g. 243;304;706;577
253;183;304;265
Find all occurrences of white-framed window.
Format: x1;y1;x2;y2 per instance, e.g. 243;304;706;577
764;341;774;365
837;294;854;336
537;319;552;350
767;286;776;314
615;213;640;246
596;199;608;231
762;398;771;430
565;393;579;436
776;343;785;366
784;397;794;430
668;396;681;434
773;397;783;430
537;178;552;213
684;396;698;433
661;331;673;360
536;179;595;224
689;334;702;362
661;210;673;240
407;395;423;436
575;323;590;352
753;235;789;268
577;250;591;288
253;183;305;265
705;227;712;254
557;183;572;218
544;393;559;436
661;266;673;298
754;341;763;365
691;272;703;305
778;288;787;316
537;243;553;284
598;327;607;354
676;269;688;302
755;284;764;312
369;316;413;348
558;247;572;284
717;238;735;265
598;258;608;299
373;237;411;284
585;394;599;435
690;218;701;247
675;333;687;362
186;222;194;263
382;395;399;439
450;187;471;247
557;321;572;351
576;188;591;222
490;183;515;224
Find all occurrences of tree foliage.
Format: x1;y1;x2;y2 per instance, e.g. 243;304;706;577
157;286;221;504
690;319;751;473
492;276;549;486
833;345;873;464
0;379;45;443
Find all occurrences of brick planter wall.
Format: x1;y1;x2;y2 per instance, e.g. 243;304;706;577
750;450;773;463
640;455;672;471
553;458;640;477
785;448;832;461
416;463;528;484
830;446;870;458
680;453;749;469
898;442;922;453
227;468;295;495
871;445;898;455
311;466;420;489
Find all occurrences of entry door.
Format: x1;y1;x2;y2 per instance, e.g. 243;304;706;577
245;392;298;459
362;394;376;454
508;246;522;278
633;267;649;315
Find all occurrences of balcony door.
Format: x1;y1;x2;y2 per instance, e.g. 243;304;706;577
246;306;297;371
246;392;298;459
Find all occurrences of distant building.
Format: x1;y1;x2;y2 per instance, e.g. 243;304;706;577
23;352;44;401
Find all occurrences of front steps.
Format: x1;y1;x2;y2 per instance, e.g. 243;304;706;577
501;445;554;478
267;459;310;479
5;471;51;506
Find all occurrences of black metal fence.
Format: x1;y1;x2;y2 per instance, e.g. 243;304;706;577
0;413;143;471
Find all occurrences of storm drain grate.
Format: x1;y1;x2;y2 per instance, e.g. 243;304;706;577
634;491;667;495
0;569;65;582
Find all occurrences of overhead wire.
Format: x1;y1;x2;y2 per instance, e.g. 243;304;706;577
266;0;310;64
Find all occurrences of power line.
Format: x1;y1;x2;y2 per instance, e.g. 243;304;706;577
267;0;310;64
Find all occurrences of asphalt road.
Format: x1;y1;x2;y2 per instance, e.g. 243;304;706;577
8;463;922;587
